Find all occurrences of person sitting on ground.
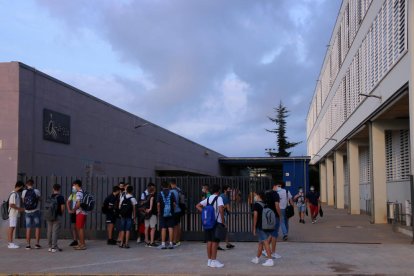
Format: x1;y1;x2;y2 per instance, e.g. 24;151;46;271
251;191;274;267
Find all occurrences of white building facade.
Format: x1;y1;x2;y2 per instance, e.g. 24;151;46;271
306;0;413;223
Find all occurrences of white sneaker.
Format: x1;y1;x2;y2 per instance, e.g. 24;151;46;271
48;248;52;252
262;249;267;256
262;259;274;267
51;248;57;253
211;260;224;268
272;252;282;259
251;256;259;264
8;243;19;249
207;259;212;267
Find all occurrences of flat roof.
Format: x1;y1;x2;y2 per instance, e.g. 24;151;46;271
219;157;310;167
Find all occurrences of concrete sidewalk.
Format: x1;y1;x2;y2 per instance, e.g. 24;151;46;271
0;206;413;275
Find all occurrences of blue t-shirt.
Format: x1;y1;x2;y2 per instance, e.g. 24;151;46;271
220;193;230;205
171;188;181;213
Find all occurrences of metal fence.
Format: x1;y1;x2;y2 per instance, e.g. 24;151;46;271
17;176;272;241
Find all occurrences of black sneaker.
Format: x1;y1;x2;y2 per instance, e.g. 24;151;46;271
69;240;78;246
34;244;41;249
25;245;31;250
283;235;288;241
124;244;130;249
217;246;224;250
226;244;235;249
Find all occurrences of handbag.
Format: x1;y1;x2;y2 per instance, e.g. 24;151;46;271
319;206;324;217
285;190;294;218
214;223;227;241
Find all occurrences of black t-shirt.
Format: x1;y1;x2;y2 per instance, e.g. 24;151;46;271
157;189;175;216
104;193;119;215
51;194;65;216
265;190;280;216
148;194;158;215
253;202;264;230
306;192;320;205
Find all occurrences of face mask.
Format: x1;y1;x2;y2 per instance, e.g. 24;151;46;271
72;187;77;193
276;187;282;191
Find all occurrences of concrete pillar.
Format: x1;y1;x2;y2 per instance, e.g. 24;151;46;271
326;156;334;206
409;0;414;186
320;161;327;203
369;121;387;224
334;151;345;209
347;139;360;214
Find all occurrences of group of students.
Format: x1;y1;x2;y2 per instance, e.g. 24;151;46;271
5;178;321;269
6;179;88;251
102;180;186;249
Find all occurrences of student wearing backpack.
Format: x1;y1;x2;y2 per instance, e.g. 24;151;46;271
196;184;225;268
251;191;274;267
66;184;79;246
22;179;42;249
6;181;25;249
45;184;65;253
118;185;137;248
157;181;176;249
144;185;158;247
139;182;155;244
264;184;282;259
103;186;121;245
72;180;87;250
170;180;183;246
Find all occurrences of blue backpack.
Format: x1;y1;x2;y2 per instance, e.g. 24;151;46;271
161;191;172;217
24;189;39;211
202;196;219;230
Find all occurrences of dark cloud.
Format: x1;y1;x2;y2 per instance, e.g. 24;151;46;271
36;0;341;156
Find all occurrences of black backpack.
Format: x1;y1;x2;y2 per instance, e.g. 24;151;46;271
1;192;16;220
44;195;59;221
24;189;39;210
119;197;133;218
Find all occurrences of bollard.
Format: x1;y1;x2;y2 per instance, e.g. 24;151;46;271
405;200;412;227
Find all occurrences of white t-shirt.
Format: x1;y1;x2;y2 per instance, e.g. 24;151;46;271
140;190;149;201
120;194;138;219
75;190;87;215
277;188;292;209
8;191;20;218
22;188;41;213
199;194;224;224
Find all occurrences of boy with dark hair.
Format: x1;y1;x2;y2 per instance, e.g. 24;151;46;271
157;181;176;249
46;183;65;252
66;183;79;246
144;185;158;247
7;181;25;249
103;186;121;245
196;184;225;268
118;185;137;248
22;179;42;249
139;182;155;244
72;180;87;250
170;180;182;246
264;183;282;259
218;185;235;250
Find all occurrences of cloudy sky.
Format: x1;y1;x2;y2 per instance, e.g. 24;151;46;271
0;0;341;157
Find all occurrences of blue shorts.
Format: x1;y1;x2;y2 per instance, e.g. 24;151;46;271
298;205;306;212
25;210;41;228
256;229;272;242
270;217;280;238
120;218;132;231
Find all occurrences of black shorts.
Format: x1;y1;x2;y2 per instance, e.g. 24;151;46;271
70;213;76;224
204;226;220;242
159;216;175;229
106;214;117;224
173;213;181;225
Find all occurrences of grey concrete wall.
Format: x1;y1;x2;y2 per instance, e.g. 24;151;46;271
0;63;19;229
14;62;224;178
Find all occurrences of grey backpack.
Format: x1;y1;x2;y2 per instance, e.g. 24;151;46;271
258;202;276;230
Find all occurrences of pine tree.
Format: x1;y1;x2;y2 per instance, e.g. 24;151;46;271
266;101;301;157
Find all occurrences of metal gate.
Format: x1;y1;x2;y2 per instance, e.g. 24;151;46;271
17;176;272;241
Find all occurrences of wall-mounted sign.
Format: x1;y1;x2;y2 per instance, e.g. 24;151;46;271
43;109;71;144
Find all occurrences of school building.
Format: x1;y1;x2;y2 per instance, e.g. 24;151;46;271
306;0;413;224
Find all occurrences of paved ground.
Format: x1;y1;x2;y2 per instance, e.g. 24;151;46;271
1;206;413;275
